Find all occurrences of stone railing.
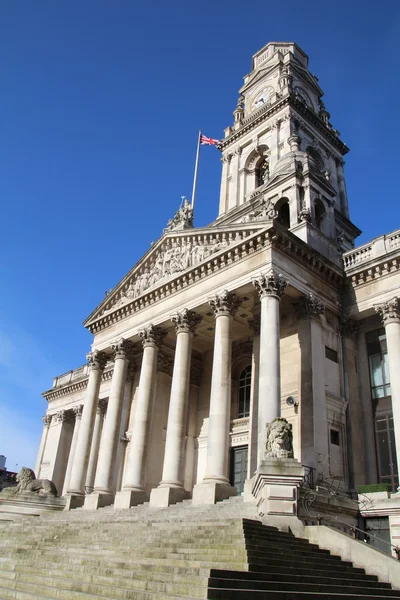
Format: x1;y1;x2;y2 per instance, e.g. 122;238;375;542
343;228;400;271
52;365;89;388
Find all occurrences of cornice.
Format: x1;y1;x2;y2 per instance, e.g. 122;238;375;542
220;94;348;156
43;368;114;402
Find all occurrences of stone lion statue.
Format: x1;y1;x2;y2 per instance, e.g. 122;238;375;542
266;418;293;458
1;467;57;497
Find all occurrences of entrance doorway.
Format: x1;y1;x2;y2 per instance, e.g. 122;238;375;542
230;446;248;495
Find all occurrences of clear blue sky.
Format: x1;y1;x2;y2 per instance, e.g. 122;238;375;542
1;1;399;472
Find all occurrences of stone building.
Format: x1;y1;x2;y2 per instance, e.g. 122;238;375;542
36;41;400;513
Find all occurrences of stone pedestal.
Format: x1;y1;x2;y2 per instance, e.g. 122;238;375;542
84;492;114;510
113;489;148;510
252;458;304;517
64;494;85;511
192;481;236;506
149;486;189;508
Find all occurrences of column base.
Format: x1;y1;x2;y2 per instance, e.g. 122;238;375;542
149;486;189;508
84;492;114;510
114;489;148;510
192;481;237;506
64;494;85;511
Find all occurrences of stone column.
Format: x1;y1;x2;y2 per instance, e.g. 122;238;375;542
150;310;201;507
218;154;231;216
66;350;108;509
85;339;135;510
297;293;328;473
114;325;165;510
375;298;400;484
252;272;287;467
62;405;83;495
35;415;52;478
85;400;107;492
193;290;240;505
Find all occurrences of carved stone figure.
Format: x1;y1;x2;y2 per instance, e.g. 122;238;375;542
265;418;294;458
1;467;58;497
165;198;194;232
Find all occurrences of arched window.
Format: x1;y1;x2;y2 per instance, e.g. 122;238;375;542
256;159;269;188
238;365;252;418
277;201;290;228
315;198;326;230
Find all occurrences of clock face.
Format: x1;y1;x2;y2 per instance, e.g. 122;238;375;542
251;87;274;111
294;87;312;108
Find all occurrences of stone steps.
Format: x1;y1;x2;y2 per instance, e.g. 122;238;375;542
0;497;398;598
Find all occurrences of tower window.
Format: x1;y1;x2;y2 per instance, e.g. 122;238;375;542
314;199;326;230
256;159;269;187
277;201;290;229
238;365;252;418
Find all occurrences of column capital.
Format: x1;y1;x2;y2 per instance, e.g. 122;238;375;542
86;350;108;371
252;271;288;300
296;293;325;320
375;297;400;325
97;398;108;416
73;405;83;420
171;309;202;334
56;410;68;423
339;316;358;339
139;324;166;348
111;338;136;361
208;290;241;318
42;414;52;427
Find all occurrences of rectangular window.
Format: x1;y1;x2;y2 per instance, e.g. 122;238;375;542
330;429;340;446
325;346;338;363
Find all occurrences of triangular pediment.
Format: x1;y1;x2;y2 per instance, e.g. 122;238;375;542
239;64;276;95
84;222;266;329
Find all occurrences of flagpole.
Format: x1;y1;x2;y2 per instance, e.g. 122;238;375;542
191;129;202;211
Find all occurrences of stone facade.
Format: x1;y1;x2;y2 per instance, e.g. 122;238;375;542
37;41;400;515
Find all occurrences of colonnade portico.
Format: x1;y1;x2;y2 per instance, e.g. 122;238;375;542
62;270;290;510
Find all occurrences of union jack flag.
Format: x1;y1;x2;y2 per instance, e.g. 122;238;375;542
200;134;222;147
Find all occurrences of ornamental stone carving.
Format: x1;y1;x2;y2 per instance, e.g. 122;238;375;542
139;325;166;348
73;405;83;419
56;410;68;423
208;290;241;318
111;338;136;361
266;418;294;459
86;350;108;371
374;297;400;325
296;293;325;319
42;415;52;427
241;197;277;223
97;399;108;416
299;200;311;223
1;467;57;497
339;316;358;339
172;309;202;335
107;233;236;314
165;198;194;232
252;272;288;300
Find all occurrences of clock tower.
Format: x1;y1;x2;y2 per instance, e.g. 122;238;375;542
217;42;360;265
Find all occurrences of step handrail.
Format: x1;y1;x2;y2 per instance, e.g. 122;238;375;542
313;515;400;560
